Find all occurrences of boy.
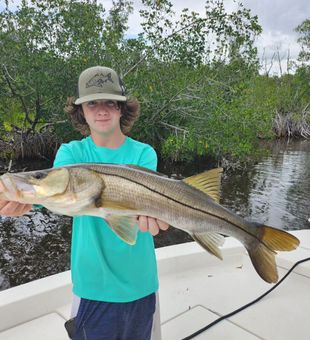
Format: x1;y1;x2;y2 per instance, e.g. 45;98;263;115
0;66;169;339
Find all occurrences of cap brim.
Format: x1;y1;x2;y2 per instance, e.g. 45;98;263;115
74;93;127;105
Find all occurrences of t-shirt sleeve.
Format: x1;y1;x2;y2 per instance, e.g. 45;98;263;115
138;145;158;171
53;144;76;167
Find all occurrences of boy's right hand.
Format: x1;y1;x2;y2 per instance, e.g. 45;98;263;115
0;181;32;216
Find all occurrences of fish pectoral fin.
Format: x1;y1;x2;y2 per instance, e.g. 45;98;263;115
183;168;223;203
106;215;139;245
99;199;136;211
191;232;225;260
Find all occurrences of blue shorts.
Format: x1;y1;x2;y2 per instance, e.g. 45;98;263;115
72;293;156;340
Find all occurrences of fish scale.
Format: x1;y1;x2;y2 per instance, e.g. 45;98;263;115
0;163;300;283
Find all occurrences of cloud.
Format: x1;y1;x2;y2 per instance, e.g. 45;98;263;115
241;0;309;73
124;0;308;74
243;0;309;34
2;0;308;74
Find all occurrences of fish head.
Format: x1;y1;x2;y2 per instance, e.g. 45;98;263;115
0;167;71;204
0;166;105;213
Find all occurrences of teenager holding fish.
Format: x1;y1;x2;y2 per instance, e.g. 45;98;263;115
0;66;300;339
0;66;169;340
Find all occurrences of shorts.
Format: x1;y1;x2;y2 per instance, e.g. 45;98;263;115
71;293;156;340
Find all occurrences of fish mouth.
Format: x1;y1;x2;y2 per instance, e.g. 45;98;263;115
0;174;37;202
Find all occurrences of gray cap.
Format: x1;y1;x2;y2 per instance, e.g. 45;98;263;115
75;66;127;105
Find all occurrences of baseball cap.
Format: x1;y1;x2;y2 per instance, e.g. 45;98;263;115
74;66;127;105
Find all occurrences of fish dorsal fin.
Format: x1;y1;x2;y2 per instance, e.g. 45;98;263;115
106;215;139;245
191;232;225;260
183;168;223;202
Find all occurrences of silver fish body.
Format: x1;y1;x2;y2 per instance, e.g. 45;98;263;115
0;163;300;283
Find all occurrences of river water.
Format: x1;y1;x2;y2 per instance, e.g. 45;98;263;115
0;139;309;290
221;139;310;231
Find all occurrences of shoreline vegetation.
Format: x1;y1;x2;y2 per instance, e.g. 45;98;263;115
0;1;309;168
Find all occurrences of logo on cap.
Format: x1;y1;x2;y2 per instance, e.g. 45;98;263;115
86;72;114;88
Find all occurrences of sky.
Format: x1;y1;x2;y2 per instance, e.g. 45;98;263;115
2;0;309;74
122;0;309;75
236;0;309;74
115;0;309;75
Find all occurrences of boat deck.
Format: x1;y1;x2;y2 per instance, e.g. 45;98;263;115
0;230;310;339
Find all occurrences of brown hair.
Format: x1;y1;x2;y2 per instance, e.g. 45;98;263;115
64;97;140;136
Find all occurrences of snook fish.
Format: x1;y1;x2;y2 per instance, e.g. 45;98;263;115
0;164;299;283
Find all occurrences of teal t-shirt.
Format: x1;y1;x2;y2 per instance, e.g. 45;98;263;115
53;136;159;302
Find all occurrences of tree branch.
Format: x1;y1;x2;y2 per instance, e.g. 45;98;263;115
2;65;33;126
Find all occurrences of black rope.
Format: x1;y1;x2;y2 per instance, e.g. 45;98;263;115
182;256;310;340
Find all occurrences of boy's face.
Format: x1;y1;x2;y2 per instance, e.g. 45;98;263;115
82;100;122;137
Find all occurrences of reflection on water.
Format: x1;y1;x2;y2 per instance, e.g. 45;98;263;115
221;140;310;230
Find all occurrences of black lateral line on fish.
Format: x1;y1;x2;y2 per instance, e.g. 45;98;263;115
91;168;272;250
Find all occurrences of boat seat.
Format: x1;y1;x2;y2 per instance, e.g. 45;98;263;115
0;313;68;340
161;304;261;339
291;230;310;250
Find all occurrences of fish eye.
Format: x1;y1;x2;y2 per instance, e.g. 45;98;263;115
32;172;47;180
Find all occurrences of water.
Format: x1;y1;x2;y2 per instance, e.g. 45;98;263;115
0;211;71;290
0;139;309;290
221;139;310;231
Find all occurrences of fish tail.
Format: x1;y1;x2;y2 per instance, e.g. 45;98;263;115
246;225;300;283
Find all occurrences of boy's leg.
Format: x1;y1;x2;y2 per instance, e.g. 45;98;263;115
121;293;156;340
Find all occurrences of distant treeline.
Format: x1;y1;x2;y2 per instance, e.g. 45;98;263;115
0;0;309;164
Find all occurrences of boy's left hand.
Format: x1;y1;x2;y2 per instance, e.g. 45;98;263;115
137;216;169;236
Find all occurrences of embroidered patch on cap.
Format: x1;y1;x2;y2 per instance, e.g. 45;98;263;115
86;72;114;88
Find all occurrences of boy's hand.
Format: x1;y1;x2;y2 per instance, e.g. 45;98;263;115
137;216;169;236
0;181;32;216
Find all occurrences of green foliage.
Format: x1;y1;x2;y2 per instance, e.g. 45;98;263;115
139;0;261;68
0;0;133;135
295;19;310;64
0;0;309;164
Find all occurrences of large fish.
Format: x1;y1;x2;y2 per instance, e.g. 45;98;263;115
0;164;299;283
